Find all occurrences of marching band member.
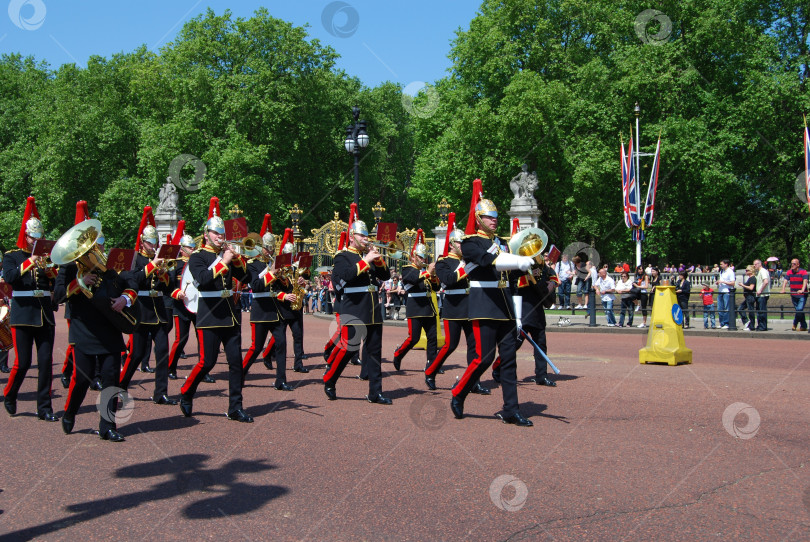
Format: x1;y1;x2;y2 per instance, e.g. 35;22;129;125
323;213;391;404
2;196;59;421
0;290;10;374
272;229;310;377
179;198;252;422
425;217;488;394
119;207;177;406
451;184;535;427
391;231;440;371
54;221;138;442
167;229;200;380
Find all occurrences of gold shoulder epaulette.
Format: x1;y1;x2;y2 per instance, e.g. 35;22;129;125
4;248;21;254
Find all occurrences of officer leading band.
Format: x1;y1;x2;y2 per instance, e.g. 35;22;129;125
1;187;559;439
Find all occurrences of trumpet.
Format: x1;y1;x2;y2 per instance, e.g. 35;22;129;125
227;232;262;258
367;240;409;261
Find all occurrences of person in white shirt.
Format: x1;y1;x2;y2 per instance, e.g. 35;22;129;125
615;271;635;327
753;259;770;331
594;268;617;326
716;259;736;329
553;254;575;309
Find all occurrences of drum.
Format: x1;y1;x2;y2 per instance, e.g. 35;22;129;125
0;306;12;352
181;265;199;314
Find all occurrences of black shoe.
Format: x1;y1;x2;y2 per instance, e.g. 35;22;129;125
179;353;187;359
0;364;9;374
179;397;193;417
153;394;178;405
60;374;70;388
366;393;392;405
100;429;126;442
4;398;16;416
293;366;309;373
498;412;533;427
393;356;402;371
38;411;59;422
438;369;445;374
425;376;437;390
90;378;103;391
61;417;74;435
450;396;464;419
226;409;254;423
532;376;556;387
140;365;155;374
471;383;491;395
263;359;274;370
324;386;337;401
168;373;178;380
323;348;333;362
273;381;294;391
349;358;361;366
202;374;216;384
492;370;501;384
357;375;369;381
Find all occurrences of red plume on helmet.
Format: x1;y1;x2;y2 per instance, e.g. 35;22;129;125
345;202;358;239
511;218;520;236
166;234;172;243
74;200;90;225
464;179;483;235
134;206;156;251
278;228;293;256
260;213;272;235
441;212;456;257
208;196;221;219
410;228;425;257
338;231;347;250
172;220;186;244
16;196;41;250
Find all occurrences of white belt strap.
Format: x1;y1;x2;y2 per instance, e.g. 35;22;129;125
344;285;378;294
469;281;500;288
198;290;233;298
137;290;161;297
408;292;428;298
443;288;469;295
252;292;273;298
12;290;51;298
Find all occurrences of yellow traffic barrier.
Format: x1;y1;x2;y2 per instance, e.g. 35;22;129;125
639;285;692;366
415;290;445;349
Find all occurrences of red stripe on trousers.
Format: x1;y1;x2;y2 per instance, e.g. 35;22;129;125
261;334;275;359
393;318;415;358
168;315;181;365
61;319;72;372
181;329;206;395
323;326;350;382
242;323;257;369
492;356;501;371
63;361;77;412
452;320;483;397
426;318;453;376
119;334;137;381
3;327;20;396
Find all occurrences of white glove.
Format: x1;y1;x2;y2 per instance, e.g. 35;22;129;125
494;253;533;272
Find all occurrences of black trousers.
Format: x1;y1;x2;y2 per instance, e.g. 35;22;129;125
3;325;55;414
425;319;474;377
63;350;119;434
168;315;194;375
119;323;170;398
242;321;286;385
287;314;305;370
181;326;244;415
393;316;437;368
324;323;382;397
452;319;519;417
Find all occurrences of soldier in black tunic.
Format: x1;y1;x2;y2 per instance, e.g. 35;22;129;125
391;243;440;371
272;240;310;376
2;198;59;421
54;229;138;442
167;235;197;379
450;199;535;427
323;219;391;404
179;212;252;422
425;227;489;394
119;213;177;406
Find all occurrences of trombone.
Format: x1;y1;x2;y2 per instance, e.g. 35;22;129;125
366;239;409;261
227;232;262;258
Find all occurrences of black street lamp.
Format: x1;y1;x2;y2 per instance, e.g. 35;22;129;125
344;105;369;206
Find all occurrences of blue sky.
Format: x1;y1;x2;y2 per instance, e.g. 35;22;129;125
0;0;482;91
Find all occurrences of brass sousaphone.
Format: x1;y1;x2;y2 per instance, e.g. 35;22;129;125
51;219;139;333
508;227;549;264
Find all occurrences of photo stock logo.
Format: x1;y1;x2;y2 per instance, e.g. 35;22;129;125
634;9;672;45
408;394;446;431
168;154;206;192
793;170;809;205
401;82;440;119
8;0;46;31
722;402;760;439
96;386;135;425
326;315;367;353
489;475;528;512
321;1;359;38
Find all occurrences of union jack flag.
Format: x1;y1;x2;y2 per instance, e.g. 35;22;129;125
621;140;631;228
644;137;661;226
625;136;642;227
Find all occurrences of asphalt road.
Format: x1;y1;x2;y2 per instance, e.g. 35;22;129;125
0;314;807;541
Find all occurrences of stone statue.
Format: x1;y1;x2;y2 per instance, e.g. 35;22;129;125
157;178;179;213
510;164;538;201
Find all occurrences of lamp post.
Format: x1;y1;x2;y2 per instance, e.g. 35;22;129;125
289;204;303;240
371;201;385;235
437;198;450;227
344;105;369;207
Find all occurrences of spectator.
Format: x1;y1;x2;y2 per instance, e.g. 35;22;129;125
390;277;405;320
613;263;623;273
700;284;716;329
594;267;617;326
737;265;757;331
553;253;575;309
615;271;634;327
711;263;720;273
780;258;807;331
622;261;631;273
753;259;770;331
572;255;587;309
674;271;691;328
715;259;735;329
648;266;662;307
632;265;650;328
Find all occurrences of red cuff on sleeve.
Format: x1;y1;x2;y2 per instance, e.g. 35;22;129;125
356;260;370;274
419;270;430;279
45;266;59;279
145;262;156;277
122;289;138;303
456;267;467;280
277;292;286;301
213;262;228;278
67;279;82;298
517;276;530;288
171;288;182;300
21;258;35;274
232;255;245;268
263;272;276;287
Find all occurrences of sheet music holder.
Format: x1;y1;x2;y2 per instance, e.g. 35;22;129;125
157;244;181;260
31;239;56;257
296;252;312;269
225;217;248;241
106;248;137;273
276;253;292;268
375;223;397;243
546;245;561;266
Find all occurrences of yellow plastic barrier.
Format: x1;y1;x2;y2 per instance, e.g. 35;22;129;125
414;290;445;349
639;285;692;366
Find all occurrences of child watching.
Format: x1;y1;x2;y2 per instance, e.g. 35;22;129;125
701;284;716;329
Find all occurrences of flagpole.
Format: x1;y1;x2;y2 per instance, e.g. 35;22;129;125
634;103;642;268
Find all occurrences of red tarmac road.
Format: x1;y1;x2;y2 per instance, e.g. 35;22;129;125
0;315;808;540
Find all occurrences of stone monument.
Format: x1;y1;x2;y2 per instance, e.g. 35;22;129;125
155;178;182;242
507;164;540;231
